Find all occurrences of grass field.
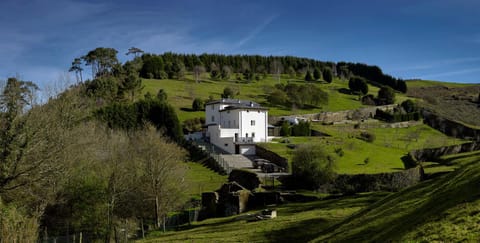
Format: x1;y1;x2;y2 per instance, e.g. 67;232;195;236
313;151;480;242
139;151;480;242
406;79;479;88
260;123;466;174
142;74;409;122
139;192;390;242
184;162;227;197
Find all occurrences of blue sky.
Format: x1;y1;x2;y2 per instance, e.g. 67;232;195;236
1;0;480;88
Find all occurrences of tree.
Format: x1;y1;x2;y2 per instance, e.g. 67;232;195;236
121;72;143;101
82;47;119;78
210;63;220;80
304;70;313;82
286;66;296;79
221;65;232;80
221;87;235;98
313;68;322;81
378;86;395;105
192;98;204;111
323;68;333;83
291;144;336;190
157;89;167;102
126;47;144;57
133;127;187;230
270;60;283;83
267;89;288;106
171;60;185;80
69;58;83;83
348;76;368;95
193;65;205;83
401;99;417;113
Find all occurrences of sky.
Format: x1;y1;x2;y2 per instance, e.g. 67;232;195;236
1;0;480;89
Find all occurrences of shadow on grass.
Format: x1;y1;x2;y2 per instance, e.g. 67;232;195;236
263;218;330;242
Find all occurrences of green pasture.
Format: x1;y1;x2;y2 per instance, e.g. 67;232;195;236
142;74;409;122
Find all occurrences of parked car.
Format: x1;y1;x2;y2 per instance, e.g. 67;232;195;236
261;162;285;173
252;159;270;169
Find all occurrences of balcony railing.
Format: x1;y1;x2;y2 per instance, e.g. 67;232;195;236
235;137;254;144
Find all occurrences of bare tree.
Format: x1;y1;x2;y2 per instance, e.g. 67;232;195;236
193;65;205;83
270;60;283;83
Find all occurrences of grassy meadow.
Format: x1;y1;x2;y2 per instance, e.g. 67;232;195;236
260;123;466;174
139;151;480;242
142;74;409;122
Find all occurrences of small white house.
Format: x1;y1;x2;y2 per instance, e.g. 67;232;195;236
205;99;268;155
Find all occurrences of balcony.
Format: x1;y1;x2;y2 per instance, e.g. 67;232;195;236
235;137;254;144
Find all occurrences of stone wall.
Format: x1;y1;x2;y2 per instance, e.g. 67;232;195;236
423;110;480;141
255;145;289;170
269;104;397;125
409;142;480;162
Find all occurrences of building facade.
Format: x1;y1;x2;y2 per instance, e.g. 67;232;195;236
205;99;268;155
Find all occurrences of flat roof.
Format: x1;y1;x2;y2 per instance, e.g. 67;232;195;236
205;98;267;109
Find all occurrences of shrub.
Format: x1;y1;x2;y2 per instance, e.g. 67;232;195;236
291;144;337;190
335;148;344;157
192;98;204;111
221;87;235;98
228;169;261;190
359;132;376;143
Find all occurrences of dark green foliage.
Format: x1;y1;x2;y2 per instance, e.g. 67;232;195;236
82;47;119;78
338;62;407;93
182;117;205;133
280;121;291;136
313;68;322;81
95;96;183;142
374;108;422;123
277;83;328;108
358;132;376;143
85;76;119;101
323;68;333;83
228;169;261;191
140;54;165;79
267;89;288;106
401;99;417;113
349;76;369;95
377;86;395;105
221;87;235;98
157;89;168;101
291;144;337;190
305;70;314;81
192;98;204;111
291;120;311;136
361;94;376;106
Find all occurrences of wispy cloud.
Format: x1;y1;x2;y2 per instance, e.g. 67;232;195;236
234;15;278;49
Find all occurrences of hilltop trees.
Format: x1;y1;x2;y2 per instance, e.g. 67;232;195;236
82;47;119;78
313;68;322;81
69;58;83;83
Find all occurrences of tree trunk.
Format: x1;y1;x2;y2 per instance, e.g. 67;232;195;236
155;196;160;229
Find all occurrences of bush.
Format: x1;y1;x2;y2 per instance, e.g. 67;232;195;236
192;98;204;111
221;87;235;98
335;148;344;157
228;169;261;191
377;86;395;105
359;131;376;143
280;121;291;136
291;144;337;190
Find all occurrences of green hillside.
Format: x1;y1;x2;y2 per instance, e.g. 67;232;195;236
315;150;480;242
142;75;409;122
139;151;480;242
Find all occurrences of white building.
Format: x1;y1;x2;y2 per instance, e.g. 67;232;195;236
205;99;268;155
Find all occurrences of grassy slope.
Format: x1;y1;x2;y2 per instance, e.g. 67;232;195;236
260;123;465;174
139;192;390;242
314;151;480;242
142;74;409;122
141;152;480;242
184;162;227;197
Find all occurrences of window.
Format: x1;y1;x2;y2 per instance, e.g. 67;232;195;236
251;120;255;126
246;133;248;137
211;105;214;110
228;120;231;127
252;132;255;137
211;116;215;122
